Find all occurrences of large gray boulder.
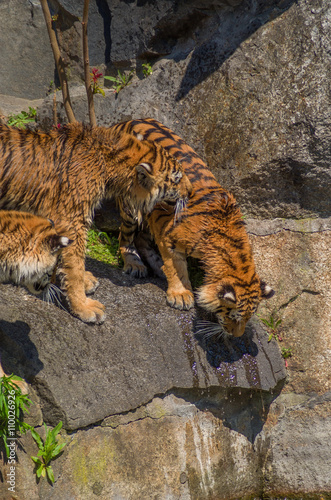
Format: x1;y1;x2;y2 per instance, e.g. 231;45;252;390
35;0;330;220
0;259;285;432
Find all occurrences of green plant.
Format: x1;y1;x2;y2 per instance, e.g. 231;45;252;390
258;314;282;342
7;107;37;128
0;374;32;457
86;228;121;267
104;69;134;93
281;347;292;359
31;421;66;484
142;62;153;78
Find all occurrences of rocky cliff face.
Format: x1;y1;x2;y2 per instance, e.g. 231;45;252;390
0;0;330;499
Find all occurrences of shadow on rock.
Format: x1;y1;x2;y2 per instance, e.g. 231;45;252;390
193;309;258;368
175;0;296;100
85;256;167;291
0;320;43;381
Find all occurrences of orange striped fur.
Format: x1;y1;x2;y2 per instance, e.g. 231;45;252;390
110;118;274;337
0;210;71;293
0;123;191;323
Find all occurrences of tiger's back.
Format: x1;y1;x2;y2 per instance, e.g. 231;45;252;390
0;123;191;323
111;118;274;337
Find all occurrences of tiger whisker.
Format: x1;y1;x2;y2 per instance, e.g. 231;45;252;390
195;319;226;341
174;197;188;224
43;283;67;311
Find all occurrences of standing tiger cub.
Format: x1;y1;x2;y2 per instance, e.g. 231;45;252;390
0;210;72;294
0;123;192;323
109;118;274;338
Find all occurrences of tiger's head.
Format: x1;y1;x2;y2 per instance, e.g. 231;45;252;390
196;278;274;337
0;213;73;295
134;143;193;216
23;226;73;295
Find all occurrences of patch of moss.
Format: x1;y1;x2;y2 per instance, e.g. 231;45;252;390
86;227;121;267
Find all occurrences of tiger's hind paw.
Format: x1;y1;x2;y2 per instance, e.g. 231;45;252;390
166;290;195;310
84;271;99;295
71;298;106;324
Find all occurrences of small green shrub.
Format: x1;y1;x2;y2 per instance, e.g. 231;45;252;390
259;314;282;342
7;107;37;128
31;422;66;484
281;347;292;359
142;62;153;78
104;69;134;93
0;373;32;457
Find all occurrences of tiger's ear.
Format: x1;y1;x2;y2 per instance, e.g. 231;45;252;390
136;163;154;187
260;280;275;299
218;284;236;304
50;235;73;254
135;132;145;141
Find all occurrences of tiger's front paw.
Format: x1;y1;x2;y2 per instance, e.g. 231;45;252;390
166;289;195;310
123;256;148;278
84;271;99;294
71;298;106;324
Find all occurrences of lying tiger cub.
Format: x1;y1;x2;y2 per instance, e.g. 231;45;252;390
0;210;72;392
110;118;274;338
0;210;72;294
0;123;192;323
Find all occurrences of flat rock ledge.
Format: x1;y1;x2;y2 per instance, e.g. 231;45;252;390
0;258;285;431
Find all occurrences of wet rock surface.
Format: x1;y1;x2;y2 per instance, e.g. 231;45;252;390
0;259;285;431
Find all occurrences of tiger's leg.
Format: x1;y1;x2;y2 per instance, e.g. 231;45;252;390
134;223;165;279
157;241;195;310
59;227;105;323
119;205;148;278
84;271;99;294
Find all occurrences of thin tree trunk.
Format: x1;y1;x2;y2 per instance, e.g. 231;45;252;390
82;0;97;127
40;0;77;123
53;91;58;127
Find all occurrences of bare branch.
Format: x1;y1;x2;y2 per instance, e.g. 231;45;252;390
40;0;77;124
82;0;97;127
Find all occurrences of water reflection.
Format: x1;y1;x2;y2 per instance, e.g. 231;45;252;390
193;310;258;369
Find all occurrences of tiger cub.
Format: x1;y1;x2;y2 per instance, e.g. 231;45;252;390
0;210;71;293
0;123;192;324
109;118;274;338
0;211;72;392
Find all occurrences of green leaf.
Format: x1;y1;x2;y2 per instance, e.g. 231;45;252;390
31;428;43;449
52;421;63;436
36;464;45;478
268;333;274;342
31;456;43;465
51;442;66;458
103;76;117;82
46;466;55;484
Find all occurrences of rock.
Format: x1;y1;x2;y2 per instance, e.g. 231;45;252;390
0;0;55;99
0;95;44;121
37;0;330;220
259;392;331;498
0;259;285;432
1;224;330;499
